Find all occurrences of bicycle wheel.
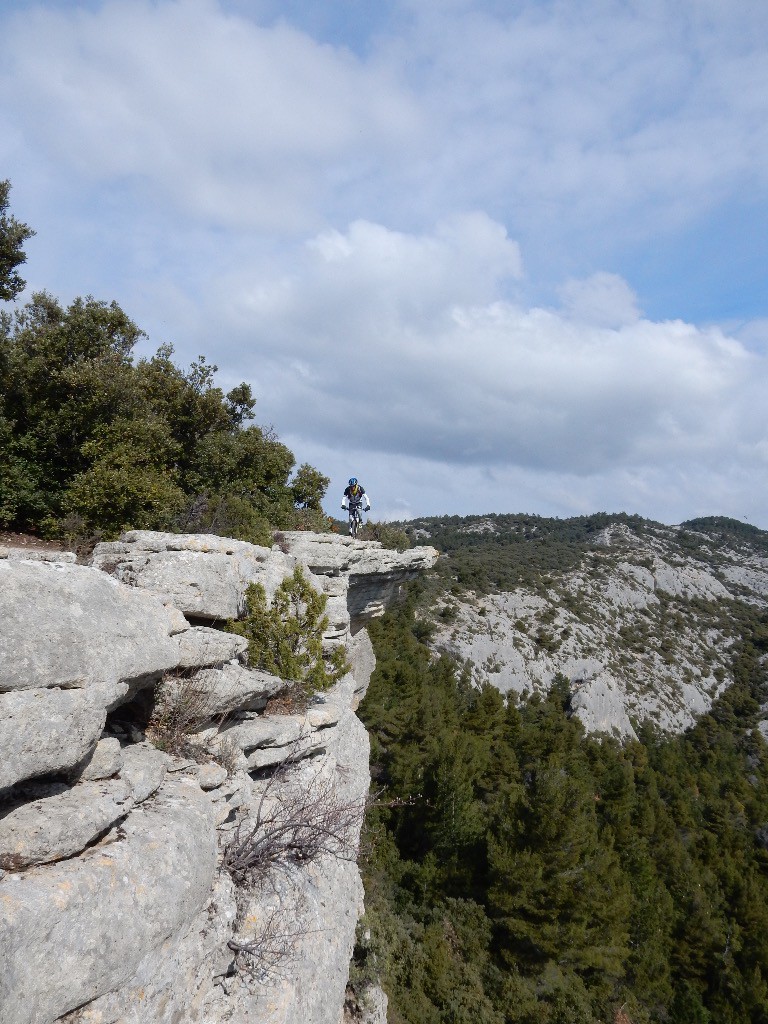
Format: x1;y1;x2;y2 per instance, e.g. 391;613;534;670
349;512;358;538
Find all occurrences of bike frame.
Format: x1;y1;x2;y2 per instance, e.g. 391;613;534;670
348;502;363;538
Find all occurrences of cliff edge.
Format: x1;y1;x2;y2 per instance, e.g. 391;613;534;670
0;531;437;1024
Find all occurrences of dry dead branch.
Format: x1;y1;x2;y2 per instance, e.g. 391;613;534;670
222;742;364;888
227;906;306;982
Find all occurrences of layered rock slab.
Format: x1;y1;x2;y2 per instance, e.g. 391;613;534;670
275;532;438;630
0;559;180;693
0;685;115;790
0;529;437;1024
0;777;134;869
0;776;217;1024
91;531;295;621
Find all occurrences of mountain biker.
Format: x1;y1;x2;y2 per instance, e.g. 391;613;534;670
341;478;371;534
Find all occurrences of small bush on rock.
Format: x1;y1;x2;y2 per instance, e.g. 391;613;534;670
227;567;349;695
147;673;219;760
359;520;411;551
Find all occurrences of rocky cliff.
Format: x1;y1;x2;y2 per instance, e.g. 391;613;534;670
0;531;437;1024
428;518;768;738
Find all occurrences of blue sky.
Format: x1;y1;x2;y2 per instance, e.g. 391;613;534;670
1;0;767;527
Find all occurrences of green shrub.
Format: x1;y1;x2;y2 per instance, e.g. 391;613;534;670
359;520;411;551
227;566;349;694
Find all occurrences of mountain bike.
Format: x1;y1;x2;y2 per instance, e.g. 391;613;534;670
348;504;364;538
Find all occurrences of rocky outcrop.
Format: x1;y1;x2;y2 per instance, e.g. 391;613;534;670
275;532;438;631
0;531;437;1024
0;776;217;1024
432;522;768;738
90;531;296;621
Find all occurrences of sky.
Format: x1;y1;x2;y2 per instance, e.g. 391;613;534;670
1;0;768;528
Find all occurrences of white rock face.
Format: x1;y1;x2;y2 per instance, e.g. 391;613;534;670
0;776;217;1024
0;529;430;1024
186;662;285;716
275;532;438;631
176;625;249;668
92;531;296;621
0;559;180;692
0;777;134;868
433;523;768;738
0;684;116;789
74;735;124;781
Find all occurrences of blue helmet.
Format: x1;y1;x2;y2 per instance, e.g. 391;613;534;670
348;477;358;486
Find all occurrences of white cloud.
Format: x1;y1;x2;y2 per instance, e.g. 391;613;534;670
4;0;768;247
384;0;768;244
558;273;641;329
205;217;765;492
0;0;420;230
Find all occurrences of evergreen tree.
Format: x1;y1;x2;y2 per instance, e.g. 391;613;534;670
0;180;35;301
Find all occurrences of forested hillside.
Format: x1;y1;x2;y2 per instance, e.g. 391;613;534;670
0;181;329;546
357;587;768;1023
393;513;768;739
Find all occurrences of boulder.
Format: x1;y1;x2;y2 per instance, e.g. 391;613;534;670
118;743;170;803
187;662;286;717
0;686;115;790
185;761;228;791
0;559;180;693
176;625;248;668
0;778;133;869
72;736;124;781
0;776;217;1024
91;531;296;621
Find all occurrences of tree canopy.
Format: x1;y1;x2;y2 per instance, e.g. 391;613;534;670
356;589;768;1024
0;180;35;302
0;183;329;544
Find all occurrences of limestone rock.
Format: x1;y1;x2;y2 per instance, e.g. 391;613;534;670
0;529;433;1024
306;702;343;729
219;713;327;770
220;713;309;751
0;685;115;790
246;737;328;770
274;532;437;578
0;778;133;869
275;533;438;631
207;708;370;1024
187;662;286;717
71;736;124;781
68;874;238;1024
0;559;180;694
0;776;217;1024
0;547;77;563
118;743;170;803
347;629;376;706
568;673;637;740
176;625;249;668
186;761;228;791
91;531;296;621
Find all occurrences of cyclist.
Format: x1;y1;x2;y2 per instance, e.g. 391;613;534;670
341;478;371;535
